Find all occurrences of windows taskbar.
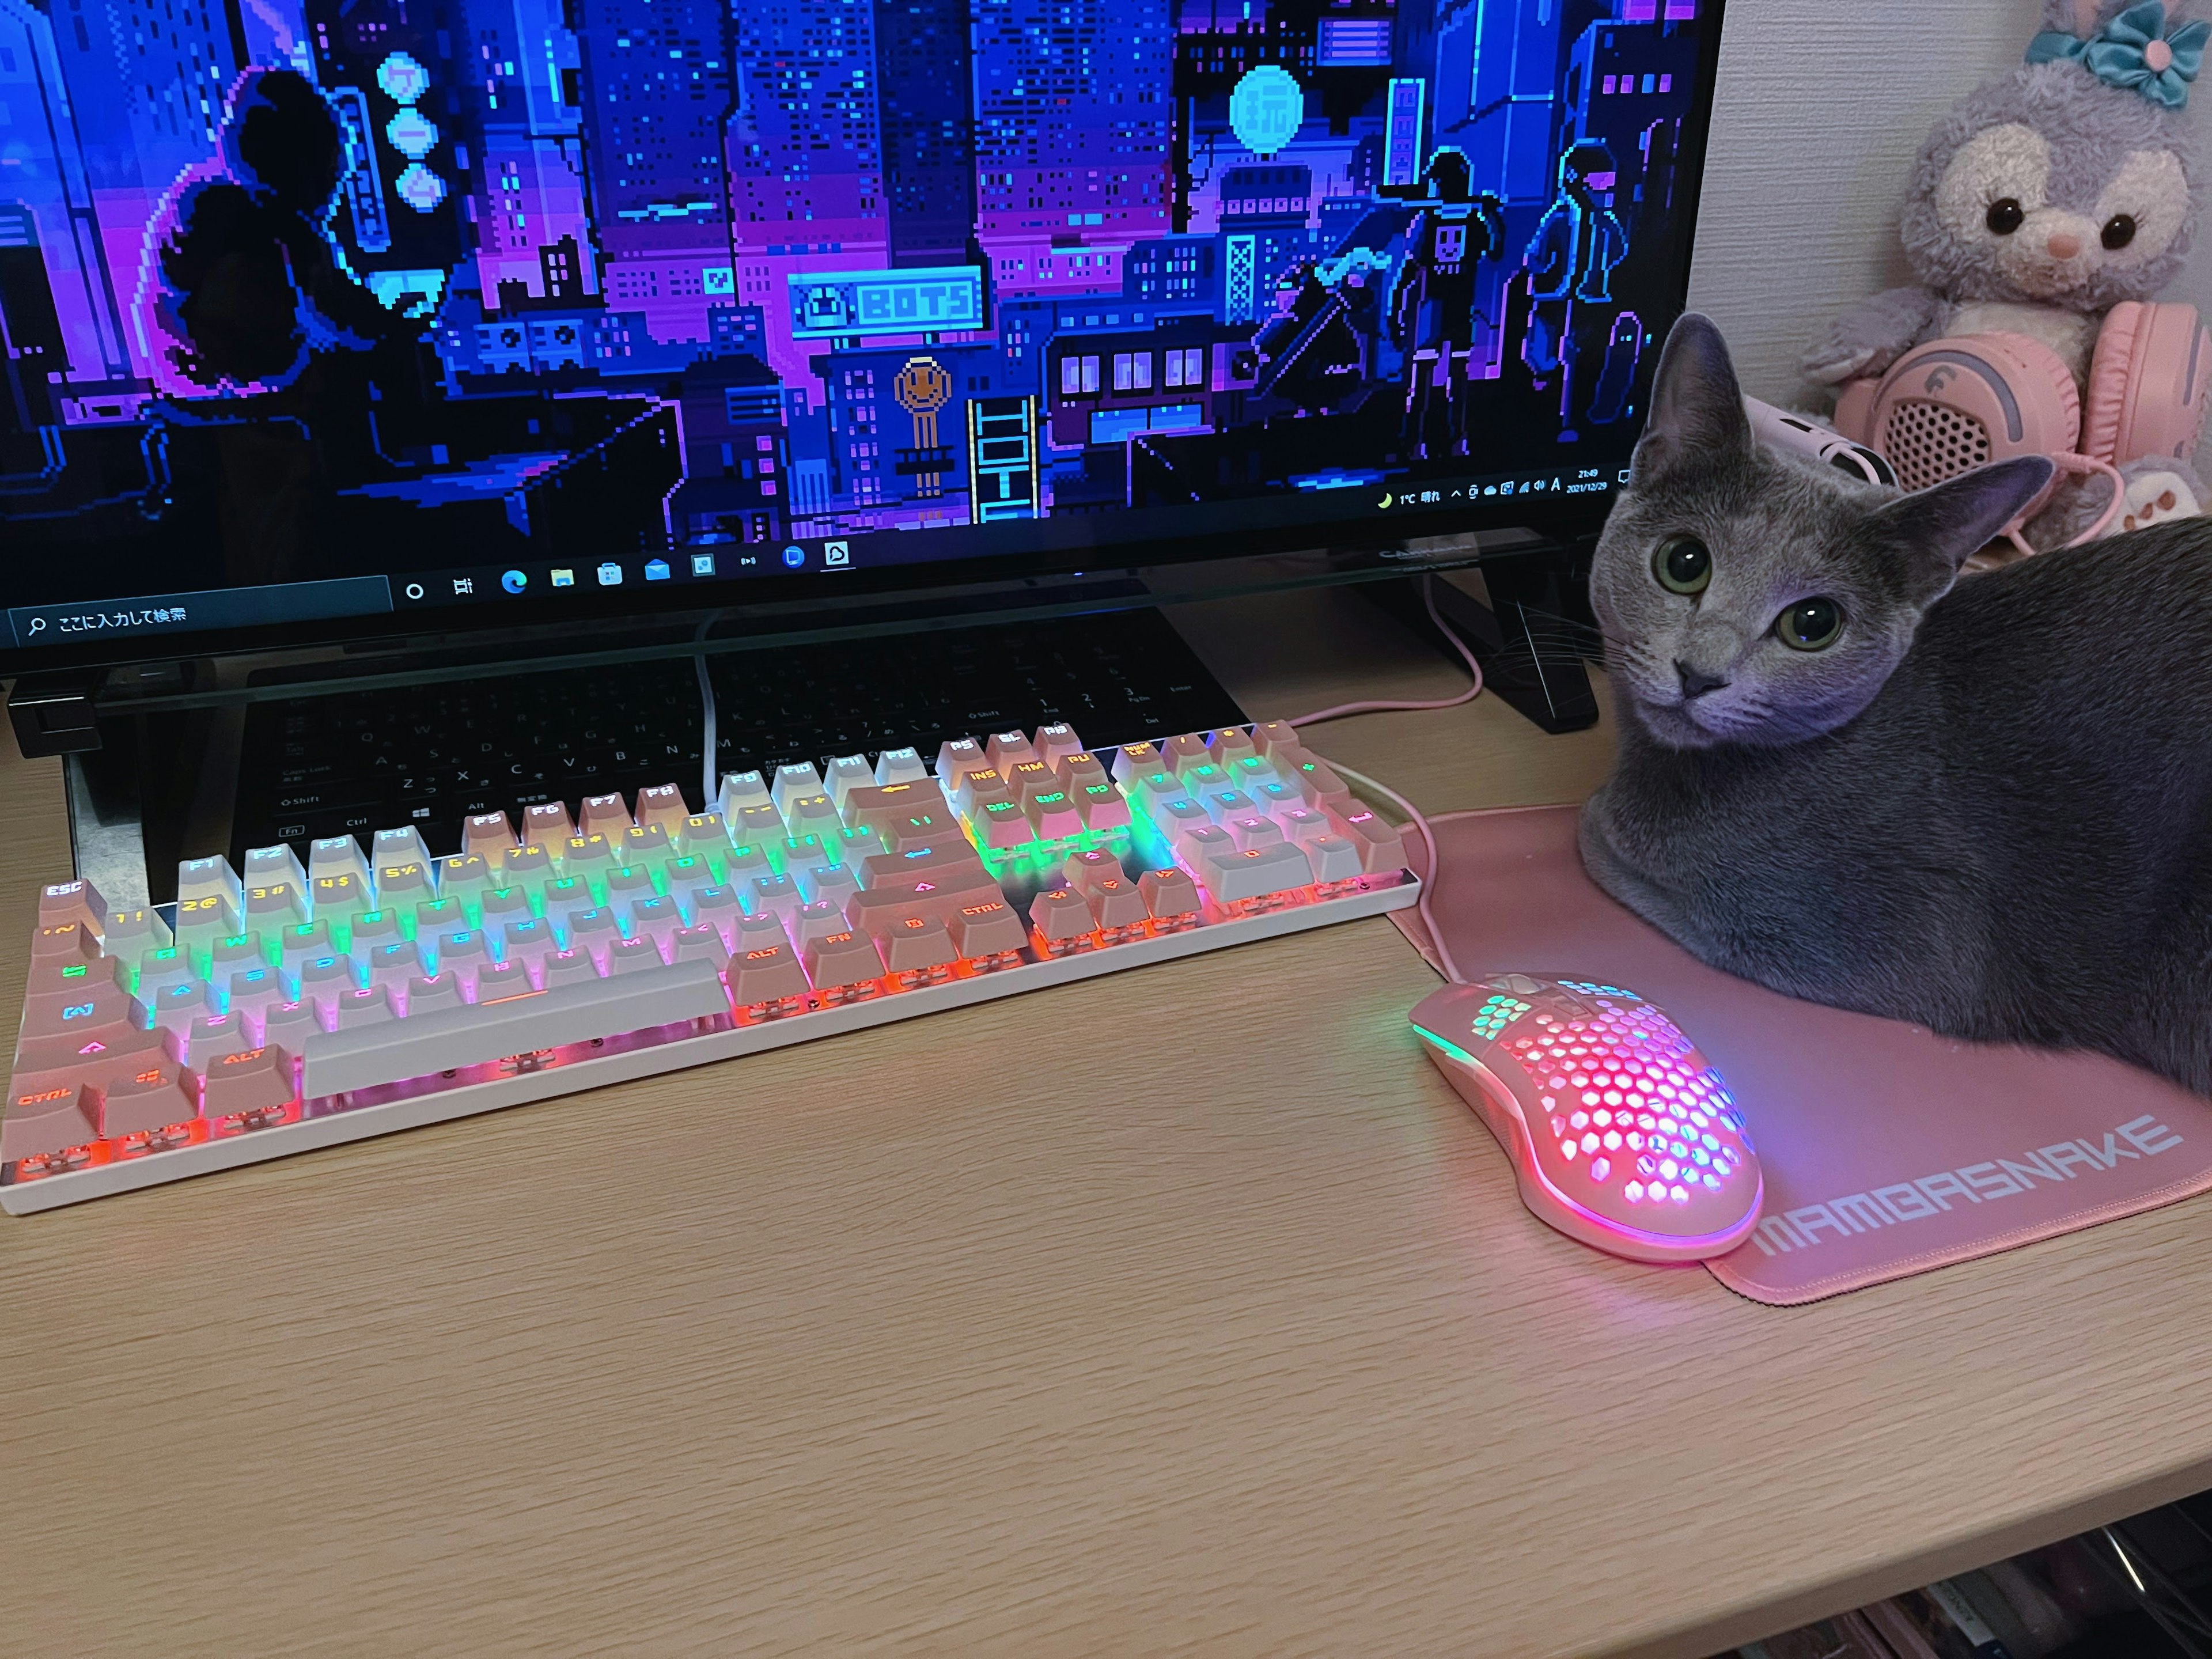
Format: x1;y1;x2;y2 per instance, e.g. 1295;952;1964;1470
4;461;1620;651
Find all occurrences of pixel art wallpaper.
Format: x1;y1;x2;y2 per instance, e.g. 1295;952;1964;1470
0;0;1708;605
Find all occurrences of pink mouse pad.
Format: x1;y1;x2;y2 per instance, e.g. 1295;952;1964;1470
1391;805;2212;1305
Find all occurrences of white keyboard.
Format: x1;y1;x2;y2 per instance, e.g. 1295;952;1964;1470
4;719;1418;1212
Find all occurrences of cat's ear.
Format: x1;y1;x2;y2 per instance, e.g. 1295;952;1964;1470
1633;313;1751;479
1865;456;2056;596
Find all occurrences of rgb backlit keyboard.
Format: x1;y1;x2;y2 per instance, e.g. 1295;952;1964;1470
5;720;1418;1212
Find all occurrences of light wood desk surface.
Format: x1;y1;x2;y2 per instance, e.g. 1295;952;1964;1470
5;585;2210;1657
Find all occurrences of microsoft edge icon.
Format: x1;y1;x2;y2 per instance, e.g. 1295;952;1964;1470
500;569;527;594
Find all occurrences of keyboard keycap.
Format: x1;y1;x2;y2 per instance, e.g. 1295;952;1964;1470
635;785;690;834
33;925;102;960
38;879;107;936
243;844;309;891
1331;805;1407;873
187;1013;252;1070
824;756;873;805
463;812;520;859
308;836;371;887
1249;720;1301;757
729;943;808;1008
771;763;823;817
802;930;881;992
948;900;1027;960
103;907;173;955
203;1045;298;1119
522;802;574;844
372;827;431;869
1027;888;1095;947
875;747;929;785
102;1060;199;1139
872;915;959;974
717;770;772;817
1089;877;1150;931
578;791;633;837
1306;835;1367;884
3;1080;99;1162
1209;842;1315;904
178;855;243;908
1139;868;1202;924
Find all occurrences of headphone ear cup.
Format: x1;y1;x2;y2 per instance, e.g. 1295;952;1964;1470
1862;333;2079;499
2085;301;2210;466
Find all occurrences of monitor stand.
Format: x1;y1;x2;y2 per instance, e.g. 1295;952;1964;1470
1357;536;1602;734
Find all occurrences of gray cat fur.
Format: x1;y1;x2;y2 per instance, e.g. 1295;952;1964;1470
1581;315;2212;1095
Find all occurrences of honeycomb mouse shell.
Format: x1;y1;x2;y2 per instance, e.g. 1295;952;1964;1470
1411;975;1763;1263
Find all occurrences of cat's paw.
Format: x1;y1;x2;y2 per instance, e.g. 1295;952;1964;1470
2118;469;2202;534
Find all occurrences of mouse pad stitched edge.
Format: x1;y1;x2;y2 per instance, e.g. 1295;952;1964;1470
1390;805;2212;1305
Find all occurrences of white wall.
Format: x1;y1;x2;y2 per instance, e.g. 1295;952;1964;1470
1684;0;2212;406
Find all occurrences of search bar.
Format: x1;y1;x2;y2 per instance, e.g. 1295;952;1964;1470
8;577;395;650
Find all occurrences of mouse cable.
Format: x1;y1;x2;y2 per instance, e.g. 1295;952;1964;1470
1281;573;1479;986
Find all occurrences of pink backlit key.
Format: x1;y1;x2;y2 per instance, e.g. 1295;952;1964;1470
1249;721;1301;758
1024;791;1084;839
1063;848;1122;892
1227;814;1284;851
21;978;145;1040
635;784;689;833
1209;842;1313;904
202;1046;298;1120
948;900;1027;959
3;1081;98;1163
1111;740;1162;782
463;812;520;859
1139;868;1202;924
803;930;882;991
523;801;574;844
37;879;106;937
31;922;102;963
578;792;634;838
728;943;807;1009
1033;724;1083;768
187;1013;252;1070
1076;782;1131;831
1207;728;1258;768
1028;887;1095;947
102;1060;199;1140
1331;804;1407;872
935;737;991;788
1088;877;1150;931
872;914;959;974
977;732;1030;777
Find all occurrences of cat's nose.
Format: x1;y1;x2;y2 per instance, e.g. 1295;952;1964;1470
2046;231;2083;260
1675;661;1729;700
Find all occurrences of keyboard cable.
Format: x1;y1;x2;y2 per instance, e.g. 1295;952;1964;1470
1283;573;1484;986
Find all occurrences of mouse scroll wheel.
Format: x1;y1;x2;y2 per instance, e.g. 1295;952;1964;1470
1483;974;1547;995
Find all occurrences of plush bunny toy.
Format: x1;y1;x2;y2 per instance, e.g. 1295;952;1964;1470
1803;0;2210;547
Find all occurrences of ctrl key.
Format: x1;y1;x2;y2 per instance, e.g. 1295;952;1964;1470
202;1046;300;1131
2;1080;100;1167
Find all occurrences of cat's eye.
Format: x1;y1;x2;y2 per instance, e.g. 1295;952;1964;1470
1986;197;2024;235
1653;537;1711;596
1775;597;1843;651
2103;213;2137;249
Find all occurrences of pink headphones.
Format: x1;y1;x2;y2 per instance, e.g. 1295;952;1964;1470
1831;301;2212;550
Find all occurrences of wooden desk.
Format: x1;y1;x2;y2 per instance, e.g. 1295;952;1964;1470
4;585;2209;1658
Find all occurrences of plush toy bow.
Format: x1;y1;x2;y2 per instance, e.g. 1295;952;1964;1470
2028;1;2210;108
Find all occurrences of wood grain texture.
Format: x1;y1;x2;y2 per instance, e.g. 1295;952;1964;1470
5;588;2211;1658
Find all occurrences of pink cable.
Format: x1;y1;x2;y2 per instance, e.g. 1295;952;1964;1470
1280;574;1483;984
2006;451;2129;557
1285;574;1485;728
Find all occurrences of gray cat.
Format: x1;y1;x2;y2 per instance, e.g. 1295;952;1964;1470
1580;313;2212;1094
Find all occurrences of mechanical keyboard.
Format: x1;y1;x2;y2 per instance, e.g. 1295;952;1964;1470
4;719;1418;1213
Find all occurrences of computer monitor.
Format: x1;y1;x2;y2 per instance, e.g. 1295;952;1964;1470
0;0;1722;674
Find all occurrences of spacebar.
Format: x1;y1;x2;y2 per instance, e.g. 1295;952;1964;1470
300;959;731;1098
